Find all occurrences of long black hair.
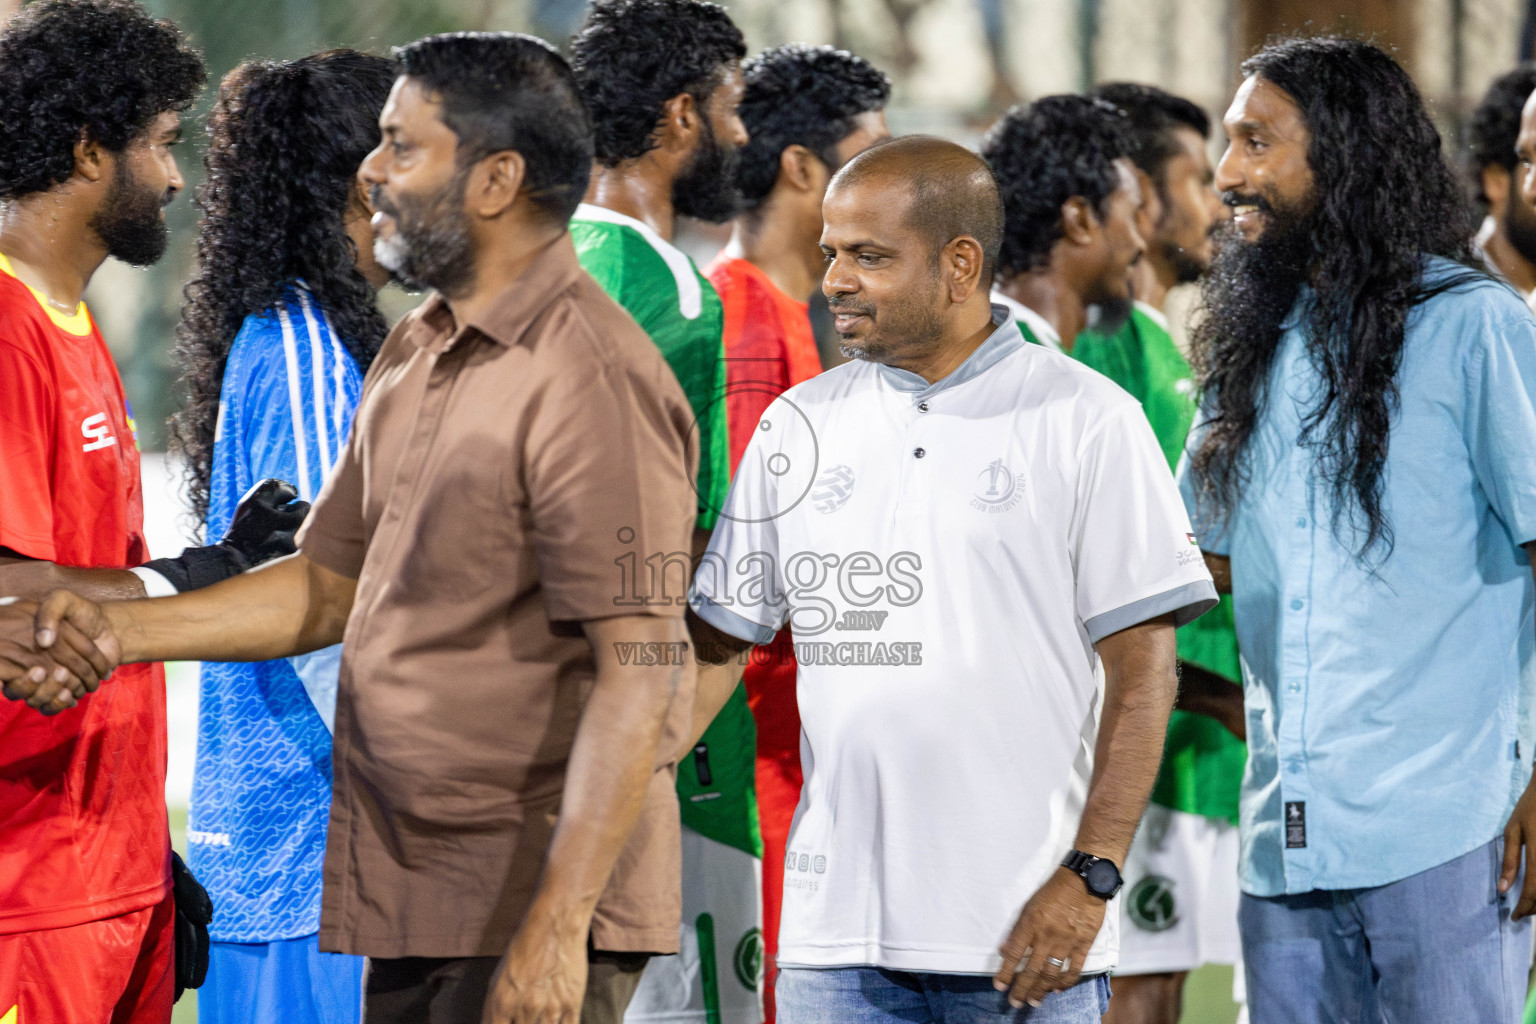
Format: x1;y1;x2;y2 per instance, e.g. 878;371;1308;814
170;49;395;526
1189;36;1481;560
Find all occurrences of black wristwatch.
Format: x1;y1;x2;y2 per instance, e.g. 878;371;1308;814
1061;850;1124;900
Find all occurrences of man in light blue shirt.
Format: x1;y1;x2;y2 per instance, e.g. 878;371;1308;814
1181;37;1536;1023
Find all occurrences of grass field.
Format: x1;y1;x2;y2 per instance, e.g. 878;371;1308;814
165;799;1240;1024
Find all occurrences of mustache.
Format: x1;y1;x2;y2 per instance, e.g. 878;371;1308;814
827;298;875;316
369;185;399;221
1220;191;1275;215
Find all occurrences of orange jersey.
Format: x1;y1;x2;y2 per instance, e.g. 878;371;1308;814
0;253;169;934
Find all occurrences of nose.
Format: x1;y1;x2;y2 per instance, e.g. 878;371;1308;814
1523;163;1536;211
1213;142;1242;196
822;253;856;299
358;144;386;188
729;111;749;149
166;155;185;197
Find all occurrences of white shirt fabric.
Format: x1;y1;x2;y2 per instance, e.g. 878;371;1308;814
689;306;1217;975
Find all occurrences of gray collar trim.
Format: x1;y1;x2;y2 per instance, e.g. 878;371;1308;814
875;305;1025;397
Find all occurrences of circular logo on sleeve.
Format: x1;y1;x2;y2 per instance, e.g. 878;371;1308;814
733;927;763;989
1126;875;1180;932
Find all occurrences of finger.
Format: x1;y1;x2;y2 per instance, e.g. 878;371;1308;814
993;924;1033;992
33;625;101;693
26;673;77;714
1007;948;1050;1009
1516;848;1536;919
34;588;83;649
1502;824;1521;894
54;617;112;689
1054;940;1091;993
1;658;49;702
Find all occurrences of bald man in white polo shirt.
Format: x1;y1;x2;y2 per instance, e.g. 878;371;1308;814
685;136;1217;1024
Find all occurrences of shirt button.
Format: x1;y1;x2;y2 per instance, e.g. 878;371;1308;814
918;402;930;413
1288;683;1302;694
1295;517;1307;528
1290;598;1303;611
1286;759;1303;774
913;447;926;459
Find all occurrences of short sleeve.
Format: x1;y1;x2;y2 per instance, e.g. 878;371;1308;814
525;359;696;625
0;342;59;560
687;395;810;645
1074;403;1218;644
1464;304;1536;546
295;413;368;579
1175;410;1232;557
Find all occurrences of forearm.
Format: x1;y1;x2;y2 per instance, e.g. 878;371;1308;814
526;619;682;937
106;553;353;664
1175;661;1245;740
684;607;752;751
1076;616;1179;863
1204;553;1231;594
0;556;145;602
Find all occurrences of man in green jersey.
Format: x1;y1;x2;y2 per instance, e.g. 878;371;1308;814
568;3;760;1021
1081;83;1242;1024
980;95;1145;353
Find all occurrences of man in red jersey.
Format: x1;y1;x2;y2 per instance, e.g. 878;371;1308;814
0;4;287;1023
703;43;888;1022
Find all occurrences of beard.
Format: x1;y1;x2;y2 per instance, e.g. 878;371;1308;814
1505;192;1536;267
672;116;742;224
90;160;171;267
1197;190;1315;370
371;168;476;297
831;274;944;364
1086;294;1134;334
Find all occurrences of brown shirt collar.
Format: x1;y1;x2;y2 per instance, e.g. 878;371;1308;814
405;231;585;354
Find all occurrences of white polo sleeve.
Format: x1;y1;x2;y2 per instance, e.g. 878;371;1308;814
687;395;809;645
1073;402;1218;644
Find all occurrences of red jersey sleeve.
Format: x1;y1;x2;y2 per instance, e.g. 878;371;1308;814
0;339;59;561
715;269;791;474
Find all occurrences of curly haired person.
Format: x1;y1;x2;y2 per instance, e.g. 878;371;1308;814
168;49;397;1024
0;2;216;1022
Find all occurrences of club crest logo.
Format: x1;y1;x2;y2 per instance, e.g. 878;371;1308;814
733;927;763;990
971;458;1024;513
811;465;856;513
1126;875;1179;932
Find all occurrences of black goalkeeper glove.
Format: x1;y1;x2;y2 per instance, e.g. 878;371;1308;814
170;851;213;1002
140;479;311;593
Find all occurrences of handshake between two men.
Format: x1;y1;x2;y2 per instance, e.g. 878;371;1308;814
0;477;312;714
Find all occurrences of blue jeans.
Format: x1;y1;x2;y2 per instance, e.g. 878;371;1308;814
1241;839;1532;1023
776;966;1111;1023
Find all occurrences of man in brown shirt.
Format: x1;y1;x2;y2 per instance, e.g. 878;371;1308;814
10;32;699;1024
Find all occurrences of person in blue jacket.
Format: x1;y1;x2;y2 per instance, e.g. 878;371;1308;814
168;48;395;1024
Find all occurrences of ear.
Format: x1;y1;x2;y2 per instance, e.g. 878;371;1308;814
73;131;109;185
1060;196;1098;246
1484;165;1511;209
657;91;703;154
1131;168;1161;239
778;145;827;195
942;235;986;304
466;150;529;220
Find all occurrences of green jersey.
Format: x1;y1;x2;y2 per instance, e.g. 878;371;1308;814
1074;302;1245;824
570;204;759;856
570;204;730;532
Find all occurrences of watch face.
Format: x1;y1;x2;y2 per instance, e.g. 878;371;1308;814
1085;860;1121;895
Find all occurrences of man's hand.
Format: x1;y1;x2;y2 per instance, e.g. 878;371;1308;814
481;912;588;1024
0;597;118;713
1501;772;1536;918
223;478;310;567
993;867;1107;1008
1178;662;1246;740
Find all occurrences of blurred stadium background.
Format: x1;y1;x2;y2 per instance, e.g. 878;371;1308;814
6;0;1533;1018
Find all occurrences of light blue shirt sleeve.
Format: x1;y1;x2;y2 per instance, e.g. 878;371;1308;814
1176;411;1232;557
1464;299;1536;547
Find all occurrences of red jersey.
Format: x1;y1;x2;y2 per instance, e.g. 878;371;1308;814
705;256;824;472
703;256;823;1023
0;252;169;934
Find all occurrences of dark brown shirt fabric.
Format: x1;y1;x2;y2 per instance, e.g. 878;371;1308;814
298;234;698;958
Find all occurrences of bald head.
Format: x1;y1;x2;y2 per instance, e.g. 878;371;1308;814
830;135;1004;279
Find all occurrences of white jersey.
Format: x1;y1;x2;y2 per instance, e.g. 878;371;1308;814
689;306;1216;976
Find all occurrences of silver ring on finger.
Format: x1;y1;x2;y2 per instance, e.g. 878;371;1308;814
1045;956;1068;971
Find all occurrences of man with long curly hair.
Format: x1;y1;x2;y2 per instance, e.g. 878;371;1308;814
1182;36;1536;1022
702;42;889;1023
167;49;396;1024
569;3;756;1019
981;95;1146;352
